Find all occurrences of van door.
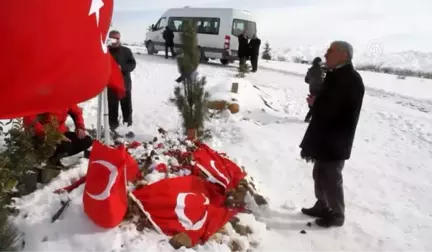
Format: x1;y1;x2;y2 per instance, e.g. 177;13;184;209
230;18;257;56
151;17;167;51
167;17;184;50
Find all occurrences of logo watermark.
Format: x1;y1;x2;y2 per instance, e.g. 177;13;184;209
366;40;384;57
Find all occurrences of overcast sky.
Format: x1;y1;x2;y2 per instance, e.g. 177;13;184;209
112;0;432;53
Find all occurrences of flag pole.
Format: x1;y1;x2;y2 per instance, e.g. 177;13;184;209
96;94;102;140
102;88;111;144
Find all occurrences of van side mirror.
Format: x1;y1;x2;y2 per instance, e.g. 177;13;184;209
151;24;155;31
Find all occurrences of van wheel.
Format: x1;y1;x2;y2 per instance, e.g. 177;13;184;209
146;41;156;55
220;59;229;65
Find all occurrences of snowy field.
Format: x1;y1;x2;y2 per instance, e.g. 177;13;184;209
8;52;432;251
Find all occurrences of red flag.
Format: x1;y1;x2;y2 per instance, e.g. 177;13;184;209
124;149;142;182
192;143;246;191
130;176;237;246
108;55;126;98
83;141;128;228
0;0;116;119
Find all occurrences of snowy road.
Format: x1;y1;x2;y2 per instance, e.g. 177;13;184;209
12;53;432;251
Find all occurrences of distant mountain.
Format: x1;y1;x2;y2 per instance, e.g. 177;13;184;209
271;46;432;73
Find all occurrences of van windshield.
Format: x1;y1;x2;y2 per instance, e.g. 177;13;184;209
232;19;256;37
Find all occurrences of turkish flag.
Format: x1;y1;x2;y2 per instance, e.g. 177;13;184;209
83;141;129;229
0;0;124;119
192;142;246;191
130;176;238;246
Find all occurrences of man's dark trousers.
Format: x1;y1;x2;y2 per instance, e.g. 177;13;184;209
107;88;132;129
165;44;175;59
239;57;247;68
313;160;345;216
250;58;258;72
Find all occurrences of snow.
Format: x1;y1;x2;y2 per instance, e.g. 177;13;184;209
5;52;432;251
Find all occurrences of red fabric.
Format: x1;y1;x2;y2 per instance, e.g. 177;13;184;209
83;141;129;229
155;163;168;173
22;104;85;136
0;0;117;119
108;55;126;98
53;176;87;194
192;142;246;191
124;149;142;182
126;141;142;149
131;176;238;246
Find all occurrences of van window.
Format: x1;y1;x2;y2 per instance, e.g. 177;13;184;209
168;17;220;35
232;19;256;37
170;18;184;32
154;17;166;30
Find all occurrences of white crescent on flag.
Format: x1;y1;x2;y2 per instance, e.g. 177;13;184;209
175;193;209;231
87;160;118;200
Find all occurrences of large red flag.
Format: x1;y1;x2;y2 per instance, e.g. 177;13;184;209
83;141;129;229
130;176;238;246
0;0;124;119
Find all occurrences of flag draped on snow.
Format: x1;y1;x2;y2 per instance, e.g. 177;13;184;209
192;142;246;191
0;0;124;119
130;176;239;246
130;142;247;246
53;140;247;246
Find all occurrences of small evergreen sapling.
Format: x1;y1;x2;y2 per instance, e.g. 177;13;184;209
236;62;251;78
0;118;62;196
0;205;20;251
171;19;210;139
262;41;272;61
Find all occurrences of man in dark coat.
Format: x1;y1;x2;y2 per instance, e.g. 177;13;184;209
299;41;365;228
237;30;249;68
249;34;261;72
304;57;325;122
163;25;175;59
107;30;137;131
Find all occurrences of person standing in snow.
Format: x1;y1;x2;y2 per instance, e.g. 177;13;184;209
107;30;136;131
163;25;176;59
304;57;325;122
299;41;365;228
249;34;261;72
23;105;93;168
237;30;249;68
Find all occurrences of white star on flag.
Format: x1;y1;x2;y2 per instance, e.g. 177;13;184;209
88;0;104;26
88;0;108;54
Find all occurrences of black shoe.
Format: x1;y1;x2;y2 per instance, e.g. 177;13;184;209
315;213;345;227
125;131;135;138
48;157;65;169
301;202;330;218
110;123;119;132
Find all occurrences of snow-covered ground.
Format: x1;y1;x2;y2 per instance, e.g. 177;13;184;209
8;53;432;251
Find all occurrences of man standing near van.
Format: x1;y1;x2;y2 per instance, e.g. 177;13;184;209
107;30;136;131
163;25;175;59
238;30;249;68
249;34;261;72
